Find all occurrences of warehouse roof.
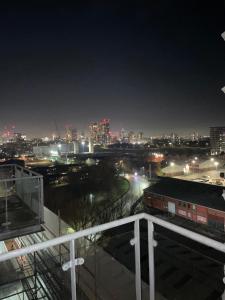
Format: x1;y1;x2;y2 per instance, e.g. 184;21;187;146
145;177;225;211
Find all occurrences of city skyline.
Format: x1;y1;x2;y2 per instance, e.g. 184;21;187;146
0;1;225;137
0;120;218;139
0;120;212;140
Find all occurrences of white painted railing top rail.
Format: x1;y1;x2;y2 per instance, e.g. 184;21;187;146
0;212;225;300
0;164;43;183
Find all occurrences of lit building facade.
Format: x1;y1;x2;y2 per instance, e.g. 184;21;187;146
65;126;77;142
89;119;111;145
89;122;99;144
210;126;225;155
99;118;110;145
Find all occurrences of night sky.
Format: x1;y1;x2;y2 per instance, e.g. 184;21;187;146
0;1;225;137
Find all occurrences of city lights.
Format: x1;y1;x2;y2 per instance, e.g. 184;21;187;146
50;150;58;156
0;4;224;300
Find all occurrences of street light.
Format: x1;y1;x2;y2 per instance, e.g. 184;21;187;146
183;164;190;175
50;150;58;156
185;164;190;173
214;161;219;170
170;162;175;167
81;141;85;153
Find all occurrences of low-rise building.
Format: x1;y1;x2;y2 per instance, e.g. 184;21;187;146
144;177;225;231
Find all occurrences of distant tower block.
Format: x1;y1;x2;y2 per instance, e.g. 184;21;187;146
65;126;77;142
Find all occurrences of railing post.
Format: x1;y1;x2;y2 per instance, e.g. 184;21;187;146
70;239;77;300
134;219;142;300
148;220;155;300
39;176;44;223
5;180;8;227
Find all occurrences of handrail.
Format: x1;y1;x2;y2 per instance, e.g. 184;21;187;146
1;211;225;300
145;214;225;252
0;176;43;183
0;213;144;262
0;164;43;181
1;212;225;263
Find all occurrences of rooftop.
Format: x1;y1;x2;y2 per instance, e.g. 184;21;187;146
145;177;225;211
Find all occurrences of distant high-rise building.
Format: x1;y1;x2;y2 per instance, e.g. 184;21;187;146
191;131;199;141
89;122;99;144
138;132;143;141
128;131;135;143
14;132;23;142
120;128;126;141
99;118;110;145
89;119;110;145
65;126;77;142
2;125;15;142
210;126;225;154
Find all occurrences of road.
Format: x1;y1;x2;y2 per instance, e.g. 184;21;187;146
121;174;149;213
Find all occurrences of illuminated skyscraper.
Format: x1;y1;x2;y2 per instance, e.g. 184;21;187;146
89;122;99;144
99;118;110;145
89;119;110;145
65;126;77;142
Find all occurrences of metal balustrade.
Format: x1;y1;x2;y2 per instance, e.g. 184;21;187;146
1;212;225;300
0;164;44;240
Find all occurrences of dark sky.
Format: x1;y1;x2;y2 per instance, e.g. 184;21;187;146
0;1;225;137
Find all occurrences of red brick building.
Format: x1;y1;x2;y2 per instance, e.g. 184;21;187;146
144;177;225;231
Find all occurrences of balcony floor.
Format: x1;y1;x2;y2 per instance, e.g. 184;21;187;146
0;195;41;240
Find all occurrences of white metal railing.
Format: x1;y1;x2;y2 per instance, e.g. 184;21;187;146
0;164;44;227
1;212;225;300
